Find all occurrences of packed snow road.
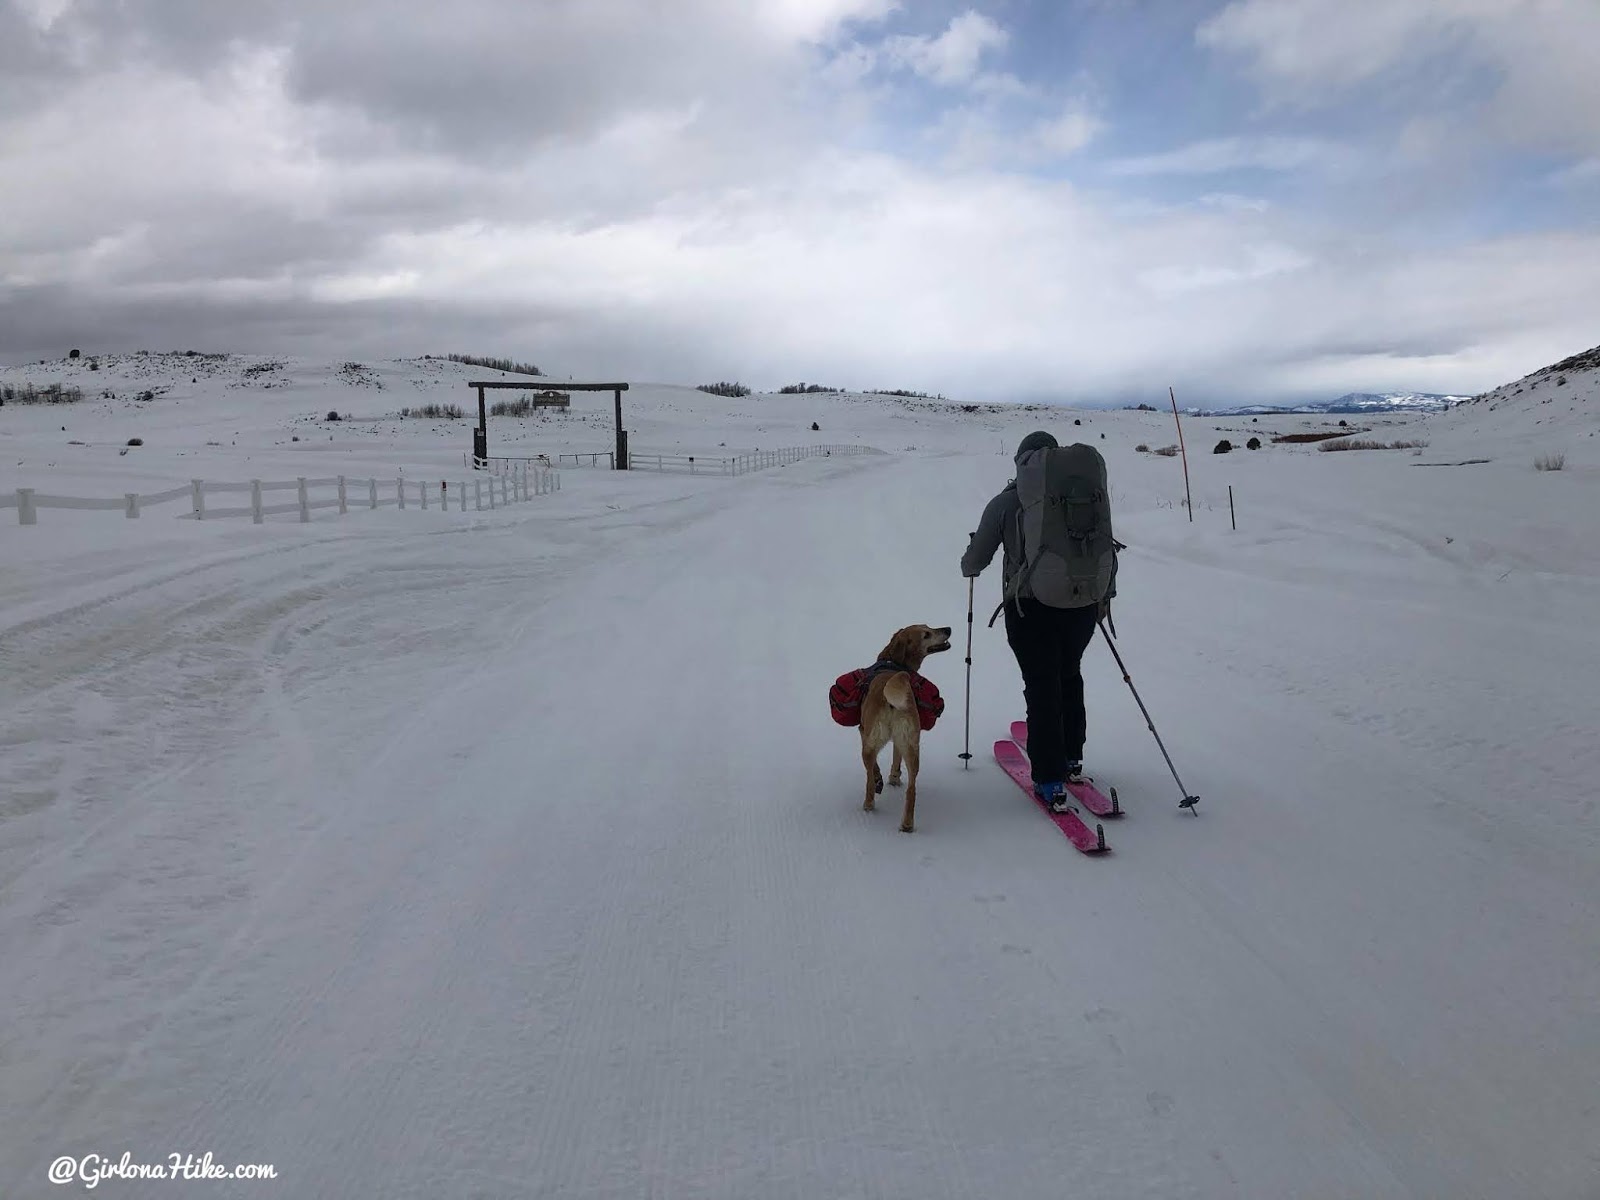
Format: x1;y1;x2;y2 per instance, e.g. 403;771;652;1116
3;451;1598;1198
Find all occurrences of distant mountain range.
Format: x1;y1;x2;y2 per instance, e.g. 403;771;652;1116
1190;392;1472;416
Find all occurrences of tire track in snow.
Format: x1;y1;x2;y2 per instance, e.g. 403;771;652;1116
3;454;889;1196
0;484;746;1190
1071;571;1600;1196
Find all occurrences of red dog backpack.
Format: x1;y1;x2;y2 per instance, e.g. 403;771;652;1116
830;664;944;731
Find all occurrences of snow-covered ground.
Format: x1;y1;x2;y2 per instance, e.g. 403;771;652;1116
3;352;1599;1198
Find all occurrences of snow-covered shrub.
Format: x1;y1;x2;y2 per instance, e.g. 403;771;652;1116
1319;439;1429;452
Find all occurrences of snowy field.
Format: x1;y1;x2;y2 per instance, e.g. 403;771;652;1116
3;352;1599;1198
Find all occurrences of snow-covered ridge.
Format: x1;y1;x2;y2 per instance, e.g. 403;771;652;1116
1419;340;1599;464
1486;342;1600;390
1460;340;1600;407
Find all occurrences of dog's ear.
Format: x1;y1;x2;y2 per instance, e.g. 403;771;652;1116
891;625;930;669
880;625;916;665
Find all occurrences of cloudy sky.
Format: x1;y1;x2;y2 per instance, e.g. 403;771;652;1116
2;0;1598;405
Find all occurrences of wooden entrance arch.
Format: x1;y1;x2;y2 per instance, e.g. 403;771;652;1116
468;380;632;469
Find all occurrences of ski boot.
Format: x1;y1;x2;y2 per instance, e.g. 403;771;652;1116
1033;781;1075;814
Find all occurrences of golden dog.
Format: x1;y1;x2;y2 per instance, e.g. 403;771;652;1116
860;623;952;832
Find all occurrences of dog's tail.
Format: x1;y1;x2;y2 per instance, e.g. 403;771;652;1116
882;673;915;713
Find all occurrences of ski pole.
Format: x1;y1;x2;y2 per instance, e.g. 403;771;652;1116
960;570;974;767
1098;621;1199;813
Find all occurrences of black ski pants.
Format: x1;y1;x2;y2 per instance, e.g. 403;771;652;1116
1003;597;1100;783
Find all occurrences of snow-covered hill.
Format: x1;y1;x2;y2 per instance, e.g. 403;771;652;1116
3;349;1598;1199
1418;341;1600;468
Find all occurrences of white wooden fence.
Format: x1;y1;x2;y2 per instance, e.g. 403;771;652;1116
471;453;574;473
634;445;883;474
3;465;559;526
474;443;883;476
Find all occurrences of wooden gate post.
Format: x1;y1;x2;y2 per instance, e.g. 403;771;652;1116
475;385;488;466
614;387;627;470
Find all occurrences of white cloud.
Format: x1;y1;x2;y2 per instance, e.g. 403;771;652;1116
1196;194;1273;214
750;0;900;44
1199;0;1600;156
1197;0;1466;88
819;41;879;88
11;0;71;31
923;100;1101;169
883;10;1010;87
1032;108;1101;158
1137;244;1312;295
831;10;1087;169
1548;158;1600;187
1105;136;1341;177
0;49;330;269
253;154;1600;402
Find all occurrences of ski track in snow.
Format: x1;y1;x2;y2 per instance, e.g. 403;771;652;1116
3;364;1600;1198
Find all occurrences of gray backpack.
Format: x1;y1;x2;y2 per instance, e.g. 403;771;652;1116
1006;443;1116;609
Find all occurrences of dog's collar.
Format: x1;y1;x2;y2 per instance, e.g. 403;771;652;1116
870;658;915;675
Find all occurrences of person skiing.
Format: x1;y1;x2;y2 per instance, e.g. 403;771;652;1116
961;431;1118;813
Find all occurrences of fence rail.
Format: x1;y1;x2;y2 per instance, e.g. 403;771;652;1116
469;443;882;477
469;451;618;471
468;452;586;473
637;445;883;474
5;466;559;526
558;452;614;469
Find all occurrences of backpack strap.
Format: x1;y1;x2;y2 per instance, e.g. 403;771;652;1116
997;507;1031;622
984;507;1029;628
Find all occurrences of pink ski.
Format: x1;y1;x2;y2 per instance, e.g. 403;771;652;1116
994;740;1107;854
1009;721;1122;818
